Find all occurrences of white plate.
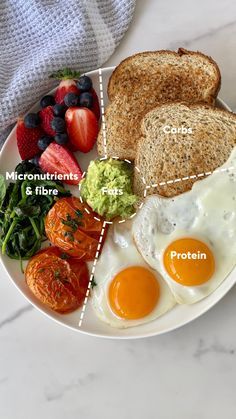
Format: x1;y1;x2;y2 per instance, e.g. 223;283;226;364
0;67;235;339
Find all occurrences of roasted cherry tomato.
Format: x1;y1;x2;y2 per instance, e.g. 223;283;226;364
25;247;89;313
45;196;105;260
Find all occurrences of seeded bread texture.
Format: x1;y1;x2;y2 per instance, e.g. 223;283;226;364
97;48;221;159
134;103;236;198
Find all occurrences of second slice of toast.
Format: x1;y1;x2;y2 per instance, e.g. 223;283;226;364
134;103;236;198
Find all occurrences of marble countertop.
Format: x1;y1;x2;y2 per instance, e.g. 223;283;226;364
1;0;236;417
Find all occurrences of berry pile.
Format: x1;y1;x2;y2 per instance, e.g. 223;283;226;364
16;70;100;185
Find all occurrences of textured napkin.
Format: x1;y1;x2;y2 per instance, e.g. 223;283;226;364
0;0;136;148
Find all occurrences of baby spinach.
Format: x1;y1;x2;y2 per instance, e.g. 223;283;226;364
0;163;71;260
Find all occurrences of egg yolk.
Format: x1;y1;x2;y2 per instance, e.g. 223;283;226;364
163;238;215;286
108;266;160;320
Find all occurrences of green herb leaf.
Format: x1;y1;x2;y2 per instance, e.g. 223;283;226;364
91;278;97;289
54;270;61;279
61;214;82;232
75;209;83;218
60;252;69;260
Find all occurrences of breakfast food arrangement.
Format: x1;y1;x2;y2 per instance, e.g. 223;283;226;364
0;48;235;337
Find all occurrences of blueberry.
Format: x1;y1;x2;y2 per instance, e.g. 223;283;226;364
78;92;93;109
77;75;92;92
24;113;40;128
29;154;41;167
51;117;66;133
37;135;53;151
53;103;67;117
55;133;68;145
40;95;55;108
64;92;79;107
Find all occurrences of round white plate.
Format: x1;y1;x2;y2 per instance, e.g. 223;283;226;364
0;67;235;339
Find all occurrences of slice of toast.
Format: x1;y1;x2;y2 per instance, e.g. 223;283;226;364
134;103;236;198
97;49;221;159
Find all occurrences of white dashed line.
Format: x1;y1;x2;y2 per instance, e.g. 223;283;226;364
151;166;235;188
78;222;107;328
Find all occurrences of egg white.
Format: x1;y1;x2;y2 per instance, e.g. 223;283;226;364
91;221;176;328
133;147;236;304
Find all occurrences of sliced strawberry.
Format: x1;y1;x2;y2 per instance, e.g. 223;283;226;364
39;106;55;136
65;107;99;153
90;88;100;120
39;142;82;185
16;119;44;160
55;80;80;105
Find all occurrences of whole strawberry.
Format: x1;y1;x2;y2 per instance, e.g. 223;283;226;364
50;68;80;105
39;106;55;136
16;119;44;160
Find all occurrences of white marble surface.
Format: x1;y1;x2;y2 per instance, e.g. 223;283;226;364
1;0;236;417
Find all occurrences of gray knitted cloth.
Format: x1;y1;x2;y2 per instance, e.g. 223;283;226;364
0;0;136;148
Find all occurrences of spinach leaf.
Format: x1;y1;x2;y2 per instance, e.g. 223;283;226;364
0;165;71;260
14;204;41;218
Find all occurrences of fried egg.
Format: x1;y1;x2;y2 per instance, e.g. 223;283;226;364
133;147;236;304
91;221;176;328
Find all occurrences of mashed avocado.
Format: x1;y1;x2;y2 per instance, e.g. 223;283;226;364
80;159;138;220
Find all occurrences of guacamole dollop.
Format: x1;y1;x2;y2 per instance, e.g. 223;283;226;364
80;159;138;220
